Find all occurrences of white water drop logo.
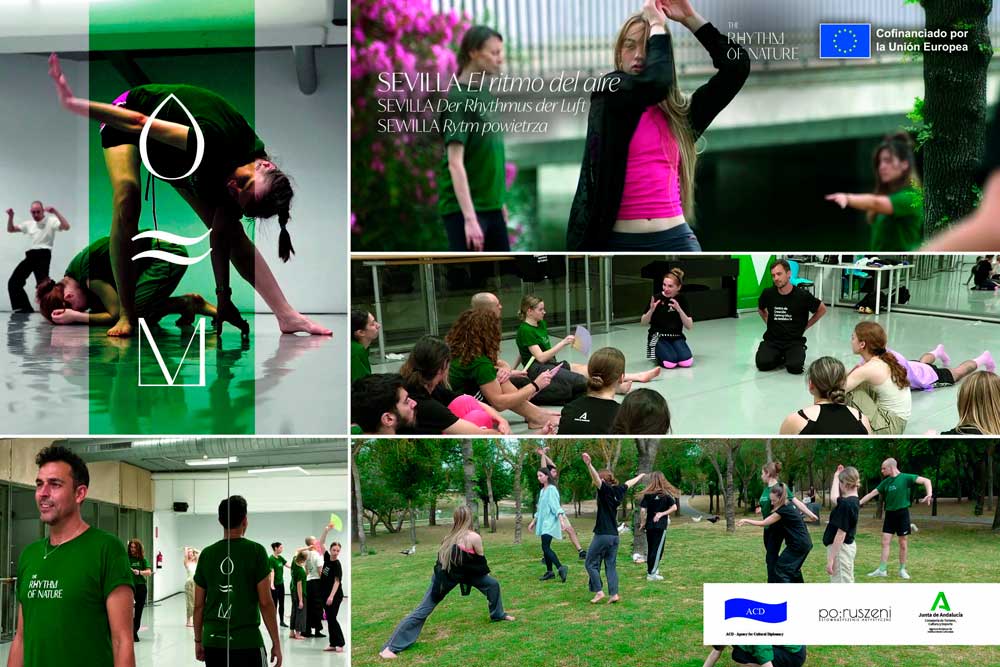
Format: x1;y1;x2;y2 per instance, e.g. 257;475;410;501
139;93;205;181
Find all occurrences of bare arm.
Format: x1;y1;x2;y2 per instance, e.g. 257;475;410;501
739;513;781;528
844;362;874;393
859;489;880;506
779;412;805;435
446;142;484;251
479;378;538;411
46;207;71;230
830;467;842;505
916;476;934;504
527;341;569;364
624;473;646;489
316;523;334;551
702;647;724;667
107;585;136;667
827;528;847;575
804;302;827;330
256;577;282;667
6;605;24;667
791;496;818;522
6;209;17;234
581;453;602;487
194;585;206;660
825;193;894;218
758;308;768;323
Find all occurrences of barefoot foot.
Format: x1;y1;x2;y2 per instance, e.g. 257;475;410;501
277;312;332;335
107;317;133;337
590;592;606;604
379;649;398;659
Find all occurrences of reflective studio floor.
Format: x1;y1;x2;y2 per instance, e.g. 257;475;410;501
0;593;348;667
372;276;1000;436
0;313;344;435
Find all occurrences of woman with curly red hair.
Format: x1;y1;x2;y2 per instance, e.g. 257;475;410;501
445;308;559;429
844;322;912;435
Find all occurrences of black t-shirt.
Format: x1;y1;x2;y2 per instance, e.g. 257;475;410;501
974;260;994;283
640;493;675;530
594;482;627;536
942;425;984;435
320;553;344;600
558;395;620;435
822;496;860;546
758;287;822;343
649;293;690;338
776;504;812;553
405;383;460;434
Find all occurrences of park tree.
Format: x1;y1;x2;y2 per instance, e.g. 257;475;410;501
351;441;367;555
631;439;661;557
474;440;513;532
501;440;536;544
377;440;442;545
702;440;741;532
461;440;479;531
909;0;994;232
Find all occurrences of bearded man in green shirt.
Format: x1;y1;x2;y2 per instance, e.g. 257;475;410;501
9;445;135;667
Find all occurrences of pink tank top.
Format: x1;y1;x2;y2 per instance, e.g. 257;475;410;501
617;107;684;220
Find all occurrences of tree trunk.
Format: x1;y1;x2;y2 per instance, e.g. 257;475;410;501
486;466;497;533
408;501;417;546
724;445;738;533
351;444;367;555
922;0;992;233
462;441;479;531
987;445;995;512
512;448;527;544
993;492;1000;531
765;439;773;463
428;495;437;526
632;439;660;558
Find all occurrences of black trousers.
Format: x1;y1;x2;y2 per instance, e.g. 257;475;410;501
756;339;807;375
204;646;267;667
764;528;783;583
133;583;147;637
443;210;511;252
271;582;285;623
8;248;51;312
774;546;811;583
306;579;324;633
325;594;345;648
541;534;562;571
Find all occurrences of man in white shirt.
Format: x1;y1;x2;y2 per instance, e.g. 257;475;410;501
299;524;332;639
7;201;70;313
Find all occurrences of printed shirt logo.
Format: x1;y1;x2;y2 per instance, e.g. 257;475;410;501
574;412;590;423
26;574;63;600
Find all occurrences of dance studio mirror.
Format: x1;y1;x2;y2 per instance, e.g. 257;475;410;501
0;438;349;666
351;253;1000;436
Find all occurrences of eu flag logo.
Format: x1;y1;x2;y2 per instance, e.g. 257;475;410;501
819;23;872;59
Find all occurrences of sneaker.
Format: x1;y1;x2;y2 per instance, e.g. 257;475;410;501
539;571;555;581
646;574;664;581
558;565;569;582
899;568;911;580
867;568;888;578
910;523;919;534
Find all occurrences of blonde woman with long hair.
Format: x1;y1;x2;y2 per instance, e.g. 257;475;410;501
638;471;680;581
379;506;513;659
567;0;749;251
943;371;1000;435
183;547;200;627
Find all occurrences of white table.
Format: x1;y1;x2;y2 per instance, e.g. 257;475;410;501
799;262;914;315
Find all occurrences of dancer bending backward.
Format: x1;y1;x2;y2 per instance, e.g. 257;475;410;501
642;268;694;368
755;462;816;583
756;260;826;375
566;0;750;251
704;645;807;667
528;468;571;582
47;54;330;337
36;235;216;329
824;465;861;583
558;347;629;435
379;506;513;659
780;357;871;435
739;483;817;584
400;336;511;435
581;453;645;604
445;308;559;429
844;322;912;435
517;295;659;401
638;471;679;581
438;27;510;252
826;133;924;252
537;447;588;559
892;344;995;393
860;458;932;580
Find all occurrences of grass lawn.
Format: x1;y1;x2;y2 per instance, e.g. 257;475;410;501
351;506;1000;667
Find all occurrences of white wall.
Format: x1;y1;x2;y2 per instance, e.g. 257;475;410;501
0;54;91;310
151;468;350;601
254;46;348;314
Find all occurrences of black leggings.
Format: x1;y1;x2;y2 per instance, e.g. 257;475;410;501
774;547;811;584
764;528;783;583
541;534;562;572
325;594;345;648
133;583;147;637
271;583;285;622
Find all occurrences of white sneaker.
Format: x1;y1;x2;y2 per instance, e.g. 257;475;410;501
899;568;911;580
910;523;919;534
646;573;664;581
867;568;888;577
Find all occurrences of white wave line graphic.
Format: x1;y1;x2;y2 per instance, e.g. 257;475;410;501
132;229;211;246
131;249;212;266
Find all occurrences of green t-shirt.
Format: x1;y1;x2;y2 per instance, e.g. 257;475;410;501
448;354;498;396
437;85;507;216
351;340;372;383
194;537;271;650
290;564;307;591
759;482;788;518
268;554;287;585
125;84;266;205
871;185;923;251
737;645;804;662
129;556;150;586
65;236;115;288
877;472;919;511
17;527;133;667
516;320;552;367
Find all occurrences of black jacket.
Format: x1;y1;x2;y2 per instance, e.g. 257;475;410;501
430;545;491;602
566;24;750;250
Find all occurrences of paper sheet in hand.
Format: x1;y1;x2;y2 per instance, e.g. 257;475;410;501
572;326;592;356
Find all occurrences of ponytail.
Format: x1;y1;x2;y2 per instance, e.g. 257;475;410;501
278;211;294;263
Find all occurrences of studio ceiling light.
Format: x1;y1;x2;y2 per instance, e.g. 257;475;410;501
185;457;237;467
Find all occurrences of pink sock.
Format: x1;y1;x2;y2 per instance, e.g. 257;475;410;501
661;360;677;369
975;351;996;373
677;357;694;368
931;344;950;367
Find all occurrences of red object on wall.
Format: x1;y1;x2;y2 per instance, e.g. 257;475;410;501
156;551;164;569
